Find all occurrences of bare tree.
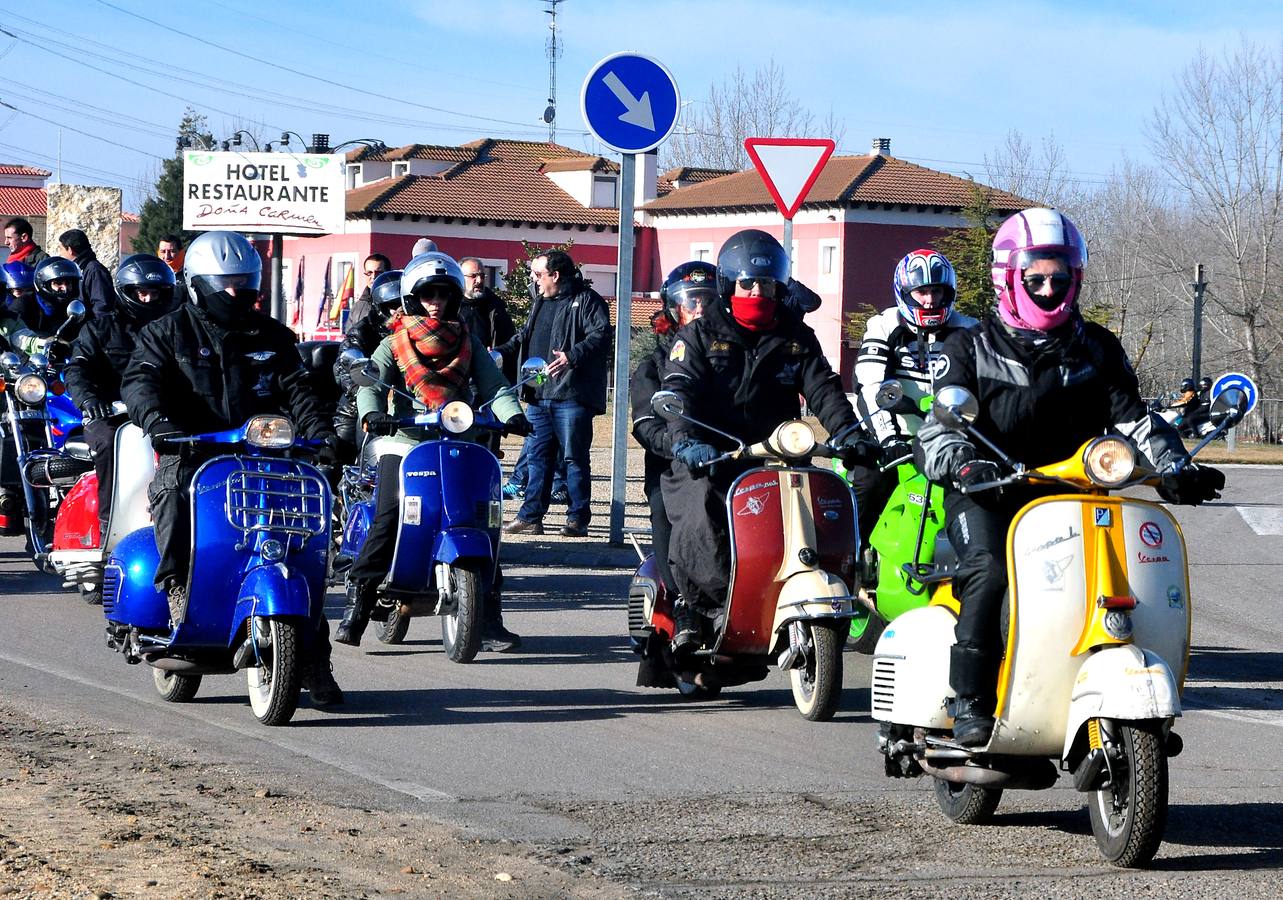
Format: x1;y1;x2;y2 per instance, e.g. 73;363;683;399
662;61;847;171
983;129;1085;211
1146;38;1283;394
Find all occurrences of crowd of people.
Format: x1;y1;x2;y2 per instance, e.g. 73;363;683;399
0;209;1227;733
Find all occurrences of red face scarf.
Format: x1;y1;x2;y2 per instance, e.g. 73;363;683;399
7;242;35;264
730;294;777;331
390;316;472;410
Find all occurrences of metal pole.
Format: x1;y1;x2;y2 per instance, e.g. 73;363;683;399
1190;262;1205;382
270;234;285;323
609;153;637;546
783;217;794;275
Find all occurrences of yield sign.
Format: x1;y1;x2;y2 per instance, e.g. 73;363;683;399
744;137;836;220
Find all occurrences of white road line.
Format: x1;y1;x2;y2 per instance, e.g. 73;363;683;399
1237;506;1283;535
0;647;456;803
1185;704;1283;729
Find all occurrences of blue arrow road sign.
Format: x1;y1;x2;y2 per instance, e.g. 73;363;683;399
1211;371;1259;414
581;52;680;154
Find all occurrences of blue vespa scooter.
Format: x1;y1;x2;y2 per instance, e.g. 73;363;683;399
102;414;331;726
332;351;544;662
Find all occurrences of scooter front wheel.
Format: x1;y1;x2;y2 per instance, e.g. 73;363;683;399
440;560;482;663
246;617;303;726
1088;721;1168;867
789;620;843;721
153;667;201;703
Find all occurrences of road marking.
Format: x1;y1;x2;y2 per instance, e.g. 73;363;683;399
0;647;457;803
1237;506;1283;535
1185;704;1283;729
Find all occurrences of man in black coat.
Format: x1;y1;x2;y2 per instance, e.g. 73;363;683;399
122;231;344;706
459;257;516;364
57;229;114;318
344;253;391;330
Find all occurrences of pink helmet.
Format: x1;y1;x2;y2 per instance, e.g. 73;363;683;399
991;208;1087;331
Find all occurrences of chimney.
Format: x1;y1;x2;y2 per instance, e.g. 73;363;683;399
871;138;891;156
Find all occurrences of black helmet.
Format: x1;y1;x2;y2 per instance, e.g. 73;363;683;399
660;261;718;319
1180;378;1196;392
716;229;789;299
371;269;404;315
33;256;82;316
115;253;176;322
1198;376;1212;391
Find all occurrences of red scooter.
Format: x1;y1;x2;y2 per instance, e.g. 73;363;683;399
627;390;861;721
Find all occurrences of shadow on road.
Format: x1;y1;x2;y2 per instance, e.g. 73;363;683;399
1159;801;1283;870
1187;645;1283;682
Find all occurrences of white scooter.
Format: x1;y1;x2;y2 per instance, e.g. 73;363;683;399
873;383;1248;868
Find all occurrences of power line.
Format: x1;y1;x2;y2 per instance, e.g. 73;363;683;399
0;99;163;159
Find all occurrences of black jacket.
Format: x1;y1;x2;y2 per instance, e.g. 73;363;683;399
123;304;330;440
346;286;373;331
459;287;516;350
65;311;146;408
661;300;856;450
496;278;611;414
630;327;677;492
918;315;1185;482
332;313;390;442
75;251;115;319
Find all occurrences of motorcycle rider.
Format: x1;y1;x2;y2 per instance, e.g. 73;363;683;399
0;262;35;350
11;257;85;359
121;230;346;707
660;230;862;653
335;251;531;650
918;207;1225;747
848;249;975;548
630;261;717;602
333;269;403;462
65;254;177;541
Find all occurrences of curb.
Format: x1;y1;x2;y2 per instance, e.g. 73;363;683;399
500;540;641;570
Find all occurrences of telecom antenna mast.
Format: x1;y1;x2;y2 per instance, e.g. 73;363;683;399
543;0;565;142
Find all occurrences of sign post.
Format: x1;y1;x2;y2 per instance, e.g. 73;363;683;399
581;52;680;545
743;138;836;272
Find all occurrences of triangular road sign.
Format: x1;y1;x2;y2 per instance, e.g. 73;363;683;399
744;137;836;220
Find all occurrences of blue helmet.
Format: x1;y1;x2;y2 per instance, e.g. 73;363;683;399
1;262;32;315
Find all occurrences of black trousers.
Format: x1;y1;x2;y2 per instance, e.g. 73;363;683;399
660;459;753;611
645;478;677;596
85;416;125;533
847;462;897;552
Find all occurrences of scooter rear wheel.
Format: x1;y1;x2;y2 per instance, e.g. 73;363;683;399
153;667;201;703
790;620;843;721
376;606;410;644
246;618;303;726
1088;721;1168;867
440;560;482;663
934;778;1002;824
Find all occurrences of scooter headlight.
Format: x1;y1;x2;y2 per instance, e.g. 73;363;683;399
440;401;474;435
244;414;295;449
1083;436;1135;487
773;420;816;458
15;373;47;405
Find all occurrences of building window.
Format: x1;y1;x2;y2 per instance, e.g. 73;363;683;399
821;244;836;275
346;164;362;190
818;239;839;290
592;176;618;207
392;162;410;177
690;242;714;262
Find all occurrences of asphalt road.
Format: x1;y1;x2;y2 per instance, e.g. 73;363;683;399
1;464;1281;896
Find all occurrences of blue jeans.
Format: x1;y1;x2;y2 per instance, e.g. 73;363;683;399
518;400;593;523
509;440;567;495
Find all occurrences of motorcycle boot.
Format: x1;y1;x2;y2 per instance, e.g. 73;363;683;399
948;644;997;747
671;595;701;656
481;588;522;653
334;579;378;647
301;659;345;706
0;487;23;535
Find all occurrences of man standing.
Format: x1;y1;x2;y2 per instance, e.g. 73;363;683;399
345;253;391;330
157;234;187;303
4;218;48;268
58;229;113;317
458;257;515;356
500;250;610;537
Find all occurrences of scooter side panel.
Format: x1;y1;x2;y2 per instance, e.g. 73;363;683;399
432;528;493;565
722;469;786;655
870;604;956;726
387;442;445;591
996;498;1094;755
871;465;944;621
807;468;859;592
104;527;168;629
105;424;158;551
51;472;99;550
1119;502;1191;688
340;500;374;558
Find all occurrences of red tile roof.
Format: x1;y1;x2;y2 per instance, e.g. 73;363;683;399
660;166;733;184
121;211;140;223
540;156;617;174
0;186;47;217
0;164;51;177
345;143;475;164
347;139;620;228
643;154;1032;214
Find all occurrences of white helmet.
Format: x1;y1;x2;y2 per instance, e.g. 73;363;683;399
400;251;464;318
184;231;262;308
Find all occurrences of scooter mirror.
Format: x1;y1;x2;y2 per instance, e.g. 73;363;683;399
1210;387;1248;426
0;351;20;370
65;299;86;320
28;353;49;370
519;357;548;387
932;385;979;431
874;380;904;410
651;390;684;420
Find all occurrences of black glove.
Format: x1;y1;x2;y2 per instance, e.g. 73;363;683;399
314;434;341;467
880;437;914;468
955;458;1004;496
45;340;71;366
81;400;113;422
673;438;719;470
502;413;533;437
1158;463;1225;505
362;412;399;437
834;436;878;470
150;422;186;455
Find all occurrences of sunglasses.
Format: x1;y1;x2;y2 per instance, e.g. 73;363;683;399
413;285;455;301
736;276;779;295
1022;273;1072;291
364;269;385;277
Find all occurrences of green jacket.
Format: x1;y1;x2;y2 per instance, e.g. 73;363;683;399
356;332;522;445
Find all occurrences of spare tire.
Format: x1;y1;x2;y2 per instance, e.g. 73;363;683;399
23;453;94;488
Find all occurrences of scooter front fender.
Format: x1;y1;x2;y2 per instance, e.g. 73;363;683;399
1061;644;1181;760
432;527;494;567
771;569;855;636
230;564;315;644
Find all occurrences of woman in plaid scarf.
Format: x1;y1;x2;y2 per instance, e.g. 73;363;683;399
337;252;532;651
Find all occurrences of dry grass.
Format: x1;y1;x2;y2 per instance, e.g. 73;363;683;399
1184;439;1283;464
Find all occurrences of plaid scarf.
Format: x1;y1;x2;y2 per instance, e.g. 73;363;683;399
390;316;472;410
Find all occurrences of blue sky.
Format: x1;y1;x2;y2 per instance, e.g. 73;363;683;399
1;0;1279;211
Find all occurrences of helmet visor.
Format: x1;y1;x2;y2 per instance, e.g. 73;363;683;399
1015;246;1084;271
194;272;262;294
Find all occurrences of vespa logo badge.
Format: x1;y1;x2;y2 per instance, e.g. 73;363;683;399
1094;507;1112;527
736;495;770;517
1138;521;1163;548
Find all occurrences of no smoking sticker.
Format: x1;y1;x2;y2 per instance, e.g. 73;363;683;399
1139;521;1163;548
